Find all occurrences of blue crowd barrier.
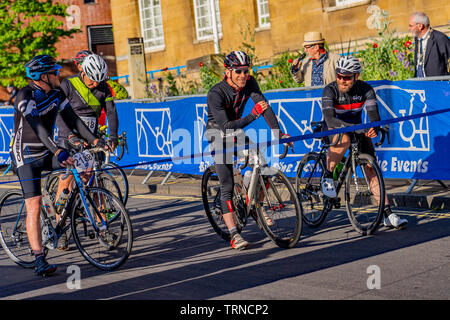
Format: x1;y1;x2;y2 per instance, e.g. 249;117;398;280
0;80;449;180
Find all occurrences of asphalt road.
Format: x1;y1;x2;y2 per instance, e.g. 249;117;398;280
1;193;449;303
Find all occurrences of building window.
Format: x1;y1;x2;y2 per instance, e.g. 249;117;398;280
193;0;222;41
256;0;270;28
138;0;165;50
324;0;371;12
335;0;365;5
84;0;95;4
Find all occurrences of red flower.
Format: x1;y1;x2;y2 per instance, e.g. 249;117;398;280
393;49;399;55
199;62;204;67
372;43;378;49
162;67;168;71
279;80;283;84
288;59;293;64
405;41;412;48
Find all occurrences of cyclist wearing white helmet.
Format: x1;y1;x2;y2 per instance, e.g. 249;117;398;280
320;55;408;229
56;52;118;151
54;52;119;250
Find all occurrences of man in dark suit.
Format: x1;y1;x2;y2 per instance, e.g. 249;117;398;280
408;12;450;77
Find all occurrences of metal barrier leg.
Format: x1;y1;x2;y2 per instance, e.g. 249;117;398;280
161;172;172;185
141;171;154;184
437;180;448;189
406;179;418;194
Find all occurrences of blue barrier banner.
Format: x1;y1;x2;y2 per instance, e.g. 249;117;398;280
0;80;449;179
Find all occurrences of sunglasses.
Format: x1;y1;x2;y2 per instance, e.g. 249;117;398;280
336;74;354;81
233;69;249;75
303;44;315;49
48;70;60;76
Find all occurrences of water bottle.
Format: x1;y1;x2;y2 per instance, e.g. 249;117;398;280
42;192;57;217
243;170;252;189
55;188;70;214
333;157;345;181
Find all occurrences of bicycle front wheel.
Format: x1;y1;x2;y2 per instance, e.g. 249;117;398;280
345;154;385;235
295;152;329;228
255;169;302;248
71;187;133;270
0;190;34;268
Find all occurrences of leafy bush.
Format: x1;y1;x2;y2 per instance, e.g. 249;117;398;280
356;12;414;80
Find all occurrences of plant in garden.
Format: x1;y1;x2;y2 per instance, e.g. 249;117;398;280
0;0;79;88
256;51;304;92
356;11;414;81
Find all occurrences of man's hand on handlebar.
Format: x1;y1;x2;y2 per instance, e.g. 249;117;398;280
251;101;268;118
365;127;378;139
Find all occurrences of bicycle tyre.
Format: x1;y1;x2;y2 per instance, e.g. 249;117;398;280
345;153;385;235
201;166;243;241
71;187;133;270
295;152;329;228
101;162;129;206
255;169;302;248
0;190;35;268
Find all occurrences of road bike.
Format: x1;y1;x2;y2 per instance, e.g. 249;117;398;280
202;136;302;249
295;121;389;235
45;131;129;206
0;149;133;271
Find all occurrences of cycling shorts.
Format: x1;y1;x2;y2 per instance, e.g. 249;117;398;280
16;154;62;199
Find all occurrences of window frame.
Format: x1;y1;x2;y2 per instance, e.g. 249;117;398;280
138;0;166;52
256;0;271;29
193;0;222;42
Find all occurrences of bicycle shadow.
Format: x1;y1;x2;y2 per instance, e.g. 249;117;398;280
2;202;447;299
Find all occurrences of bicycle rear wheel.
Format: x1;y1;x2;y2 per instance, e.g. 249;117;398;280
345;154;385;235
71;187;133;270
0;190;34;268
201;166;244;241
295;152;329;228
255;169;302;248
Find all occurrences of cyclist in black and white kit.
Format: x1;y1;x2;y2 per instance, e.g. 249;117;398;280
13;55;106;276
206;51;291;250
321;55;408;229
56;52;118;150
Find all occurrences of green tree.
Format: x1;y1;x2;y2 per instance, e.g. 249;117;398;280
0;0;79;88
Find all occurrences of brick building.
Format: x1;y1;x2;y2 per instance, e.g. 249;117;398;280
109;0;450;82
56;0;117;76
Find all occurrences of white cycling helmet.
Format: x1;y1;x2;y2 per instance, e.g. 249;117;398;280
335;55;362;75
82;54;108;82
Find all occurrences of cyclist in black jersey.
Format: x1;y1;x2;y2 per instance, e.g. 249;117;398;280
56;52;118;151
321;55;407;229
206;51;291;250
13;55;106;276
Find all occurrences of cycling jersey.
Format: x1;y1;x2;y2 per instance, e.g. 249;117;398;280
206;76;280;133
56;73;119;145
321;80;380;129
12;82;97;168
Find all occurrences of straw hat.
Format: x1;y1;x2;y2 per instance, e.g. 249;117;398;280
303;31;325;46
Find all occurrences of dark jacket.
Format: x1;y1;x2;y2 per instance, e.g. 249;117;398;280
414;29;450;77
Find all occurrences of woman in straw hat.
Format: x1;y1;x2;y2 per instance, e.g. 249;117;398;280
291;31;341;87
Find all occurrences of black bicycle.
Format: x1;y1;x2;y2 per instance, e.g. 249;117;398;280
295;121;389;235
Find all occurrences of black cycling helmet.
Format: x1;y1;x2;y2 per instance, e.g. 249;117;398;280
224;51;251;69
74;50;93;66
25;55;61;80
